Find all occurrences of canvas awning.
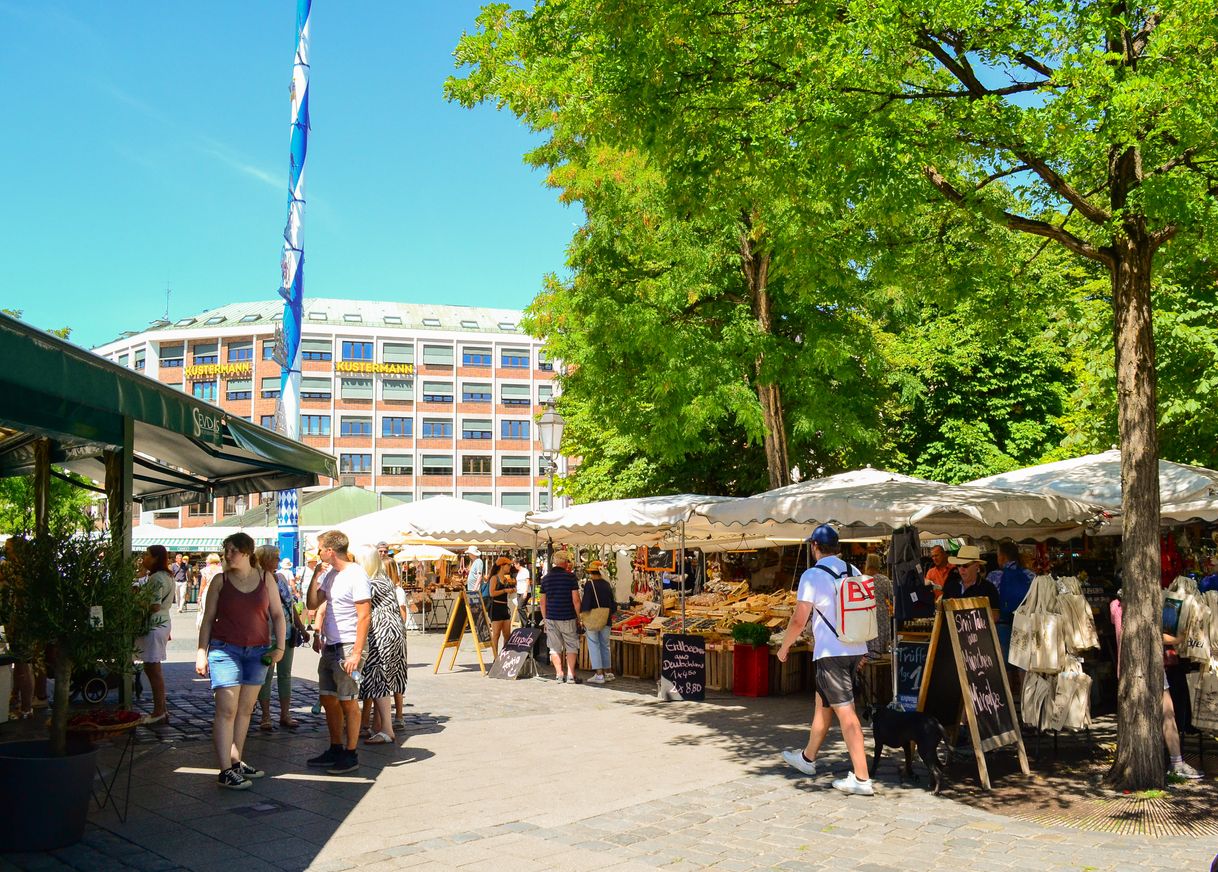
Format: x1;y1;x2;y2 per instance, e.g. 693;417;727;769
521;494;740;546
0;313;337;512
968;449;1218;524
215;486;405;529
131;525;280;551
337;495;531;548
695;468;1104;541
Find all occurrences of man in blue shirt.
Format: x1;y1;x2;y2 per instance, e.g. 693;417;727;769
777;524;873;796
539;551;582;683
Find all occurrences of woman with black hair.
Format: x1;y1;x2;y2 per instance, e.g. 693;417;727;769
135;544;175;723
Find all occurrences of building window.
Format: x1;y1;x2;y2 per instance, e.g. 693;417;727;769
421;419;453;439
192;342;218;365
462;347;492;367
262;341;276;360
501;456;532;477
340;417;372;437
192;381;217;402
538;384;554;405
226;378;253;400
500;492;532;510
501;348;529;368
160;345;184;367
462;455;491;475
500;384;531;407
538;351;554;372
227;343;253;363
339;453;372;474
342;340;374;362
260;415;276;429
261;377;281;398
133;350;146;370
382;379;414;401
188;499;215;517
461;419;492;440
383;342;413;364
421;344;454;366
222;496;242;517
381;454;413;476
301;414;331;436
421;455;454;476
462;383;492;402
340;378;374;401
538;491;552;511
301;377;332;400
161;357;183;368
462;492;493;505
382;417;413;437
501;420;529;440
422;381;453;403
301;338;332;361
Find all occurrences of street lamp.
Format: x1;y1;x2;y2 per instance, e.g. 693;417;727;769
537;402;565;512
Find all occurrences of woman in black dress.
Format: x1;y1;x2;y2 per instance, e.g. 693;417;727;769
489;556;515;657
355;547;408;745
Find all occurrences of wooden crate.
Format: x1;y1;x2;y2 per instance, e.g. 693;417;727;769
769;648;812;696
859;657;893;708
705;645;734;692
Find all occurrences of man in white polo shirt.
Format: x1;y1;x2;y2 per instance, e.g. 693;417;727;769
305;529;371;775
777;524;873;796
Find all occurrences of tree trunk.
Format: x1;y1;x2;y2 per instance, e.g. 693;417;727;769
49;651;73;757
739;219;791;489
1103;233;1165;791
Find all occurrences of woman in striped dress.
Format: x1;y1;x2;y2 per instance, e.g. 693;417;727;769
355;546;408;745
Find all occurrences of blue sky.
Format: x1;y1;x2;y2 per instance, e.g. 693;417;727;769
0;1;573;349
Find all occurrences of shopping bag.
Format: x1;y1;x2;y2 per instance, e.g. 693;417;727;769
1007;575;1046;671
1029;610;1066;673
1056;578;1099;653
1181;596;1213;664
1192;665;1218;733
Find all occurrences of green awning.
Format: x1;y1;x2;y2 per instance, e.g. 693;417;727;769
216;486;408;528
0;313;338;510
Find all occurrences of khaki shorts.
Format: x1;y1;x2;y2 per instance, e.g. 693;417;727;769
545;618;580;655
319;643;364;701
815;655;862;708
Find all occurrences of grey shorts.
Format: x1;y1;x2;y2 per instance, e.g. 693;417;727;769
815;655;862;708
545;618;580;655
319;643;363;701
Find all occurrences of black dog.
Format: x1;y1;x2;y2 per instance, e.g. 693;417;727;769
866;706;950;794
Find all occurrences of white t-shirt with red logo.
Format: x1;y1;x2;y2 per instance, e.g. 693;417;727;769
796;556;869;661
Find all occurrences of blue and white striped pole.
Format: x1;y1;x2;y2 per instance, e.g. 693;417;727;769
276;0;310;569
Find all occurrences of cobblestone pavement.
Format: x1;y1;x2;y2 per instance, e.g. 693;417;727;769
1;611;1214;872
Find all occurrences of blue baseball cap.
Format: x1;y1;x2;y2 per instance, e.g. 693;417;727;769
807;524;839;546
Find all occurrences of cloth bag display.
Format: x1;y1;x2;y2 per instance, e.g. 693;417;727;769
1055;576;1099;653
1047;655;1092;731
1008;575;1047;670
1192;661;1218;733
1021;671;1055;730
1180;593;1213;664
1012;575;1067;674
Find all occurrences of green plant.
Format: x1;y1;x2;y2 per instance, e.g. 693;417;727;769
731;621;772;648
0;518;148;755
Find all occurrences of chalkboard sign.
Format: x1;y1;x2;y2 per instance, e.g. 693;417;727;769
917;597;1028;789
466;593;492;645
658;633;705;701
895;639;929;711
432;592;493;675
488;627;542;681
644;547;676;573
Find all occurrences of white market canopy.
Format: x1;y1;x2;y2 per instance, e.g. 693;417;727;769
522;494;741;546
695;469;1104;541
392;543;457;563
968;449;1218;524
337;495;531;548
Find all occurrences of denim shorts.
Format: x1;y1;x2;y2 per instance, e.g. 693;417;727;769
208;640;270;690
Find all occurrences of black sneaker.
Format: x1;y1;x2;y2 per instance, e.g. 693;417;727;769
326;749;359;775
307;745;342;768
235;761;265;779
218;767;251;790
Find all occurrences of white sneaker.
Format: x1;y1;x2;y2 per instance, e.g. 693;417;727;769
832;772;874;796
604;672;616;682
1171;761;1203;780
781;749;817;776
588;674;605;684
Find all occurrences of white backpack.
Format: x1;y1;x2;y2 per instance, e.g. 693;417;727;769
812;562;879;644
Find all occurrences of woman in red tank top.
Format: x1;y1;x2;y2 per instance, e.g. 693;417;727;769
195;532;286;790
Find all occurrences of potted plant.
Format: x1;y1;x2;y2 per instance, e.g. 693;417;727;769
731;621;773;697
0;515;147;851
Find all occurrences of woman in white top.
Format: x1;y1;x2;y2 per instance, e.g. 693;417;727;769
135;544;175;724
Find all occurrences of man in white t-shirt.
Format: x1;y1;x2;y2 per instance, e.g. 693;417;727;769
465;547;485;596
305;530;371;775
514;557;532;622
777;524;873;796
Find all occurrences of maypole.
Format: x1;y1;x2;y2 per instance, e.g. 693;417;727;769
275;0;310;568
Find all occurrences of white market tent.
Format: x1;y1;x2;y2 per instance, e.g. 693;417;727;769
392;543;457;562
336;495;531;548
520;494;741;546
695;469;1104;541
968;449;1218;525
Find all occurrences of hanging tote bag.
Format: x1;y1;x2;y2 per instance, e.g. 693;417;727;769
1028;576;1067;675
1007;575;1044;671
1192;662;1218;733
582;579;611;632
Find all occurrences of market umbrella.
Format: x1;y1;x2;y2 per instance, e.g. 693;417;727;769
392;543;457;562
967;449;1218;524
696;469;1104;540
337;495;531;548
